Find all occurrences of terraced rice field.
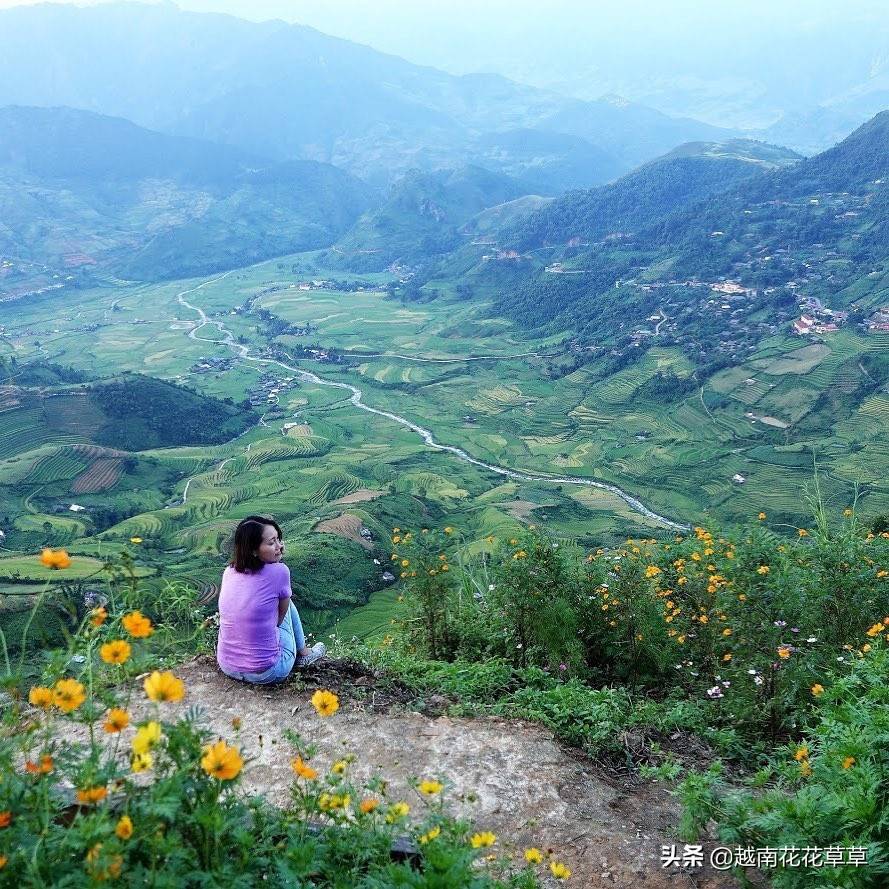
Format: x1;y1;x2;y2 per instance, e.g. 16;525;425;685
71;458;123;493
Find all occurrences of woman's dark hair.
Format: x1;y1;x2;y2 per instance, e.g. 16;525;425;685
230;516;283;573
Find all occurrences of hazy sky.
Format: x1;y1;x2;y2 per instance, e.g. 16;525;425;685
3;1;888;126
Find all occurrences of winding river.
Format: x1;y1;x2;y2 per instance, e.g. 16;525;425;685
176;276;690;532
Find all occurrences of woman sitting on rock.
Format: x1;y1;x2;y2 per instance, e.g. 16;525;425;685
217;515;325;683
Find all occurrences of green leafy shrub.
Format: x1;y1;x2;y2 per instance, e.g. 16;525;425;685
677;640;889;887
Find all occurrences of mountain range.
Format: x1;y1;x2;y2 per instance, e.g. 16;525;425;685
0;1;736;189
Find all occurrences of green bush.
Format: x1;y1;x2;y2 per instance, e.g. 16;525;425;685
677;640;889;887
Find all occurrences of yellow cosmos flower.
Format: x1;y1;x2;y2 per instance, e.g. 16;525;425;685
201;740;243;781
866;622;884;637
757;565;770;575
386;801;410;822
103;708;130;733
777;646;792;659
53;678;86;713
793;745;809;762
130;537;143;544
645;565;662;578
311;689;340;718
758;512;766;520
144;671;185;703
550;862;572;879
318;792;350;811
331;759;349;775
443;526;453;534
419;826;441;844
100;639;132;665
811;684;824;697
842;756;856;769
132;721;162;755
798;528;809;537
524;848;543;864
291;756;318;780
131;752;153;773
418;779;443;796
76;786;108;806
470;831;496;848
40;548;72;569
28;686;54;710
122;610;153;638
722;628;732;637
115;815;133;840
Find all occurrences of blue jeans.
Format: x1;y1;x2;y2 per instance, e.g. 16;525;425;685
220;602;306;684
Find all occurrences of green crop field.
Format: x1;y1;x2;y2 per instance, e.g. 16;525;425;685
2;249;886;639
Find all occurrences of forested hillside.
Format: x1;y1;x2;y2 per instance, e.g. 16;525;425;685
332;165;531;269
0;106;374;291
507;139;801;250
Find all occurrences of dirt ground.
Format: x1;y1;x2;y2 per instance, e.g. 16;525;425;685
331;488;385;505
94;657;742;888
312;513;374;549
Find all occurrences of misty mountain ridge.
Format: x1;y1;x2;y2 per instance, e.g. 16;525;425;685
0;1;738;188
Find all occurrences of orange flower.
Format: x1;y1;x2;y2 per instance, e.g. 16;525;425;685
122;610;153;638
201;740;243;781
811;684;824;697
53;678;86;713
90;606;108;627
359;798;380;814
311;689;339;718
24;755;54;775
793;745;809;762
100;639;132;665
291;756;318;780
842;756;856;769
103;708;130;733
28;686;54;709
144;671;185;703
76;786;108;805
115;815;133;840
40;548;72;569
777;646;792;659
0;812;10;828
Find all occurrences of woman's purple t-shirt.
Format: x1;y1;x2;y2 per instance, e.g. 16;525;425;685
216;562;292;673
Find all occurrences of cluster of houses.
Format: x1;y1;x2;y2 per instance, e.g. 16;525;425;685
792;297;848;336
247;373;296;408
189;356;235;375
867;306;889;333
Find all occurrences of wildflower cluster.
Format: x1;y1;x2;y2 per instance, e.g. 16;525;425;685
392;510;889;744
0;552;548;886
